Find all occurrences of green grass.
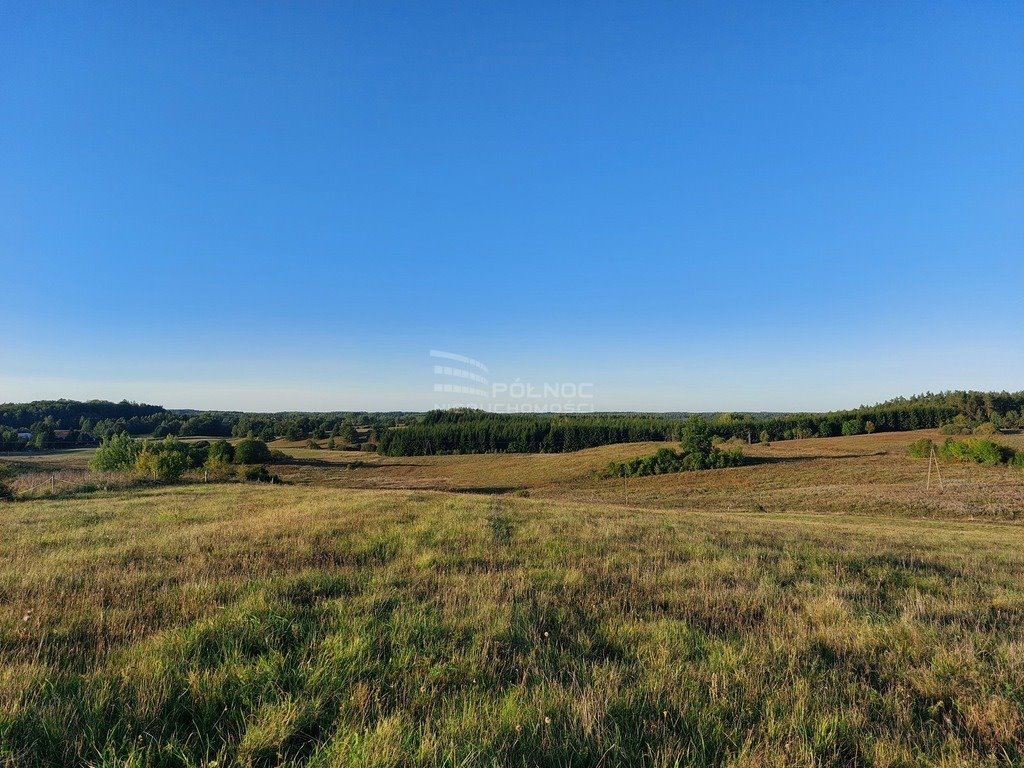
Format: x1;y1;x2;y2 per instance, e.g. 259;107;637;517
2;484;1023;766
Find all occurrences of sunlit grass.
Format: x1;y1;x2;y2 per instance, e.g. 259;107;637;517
1;483;1023;766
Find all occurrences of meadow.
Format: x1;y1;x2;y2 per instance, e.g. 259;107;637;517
1;430;1023;766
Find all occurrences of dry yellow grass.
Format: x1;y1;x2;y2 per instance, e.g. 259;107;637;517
1;426;1023;765
1;482;1023;765
267;430;1024;522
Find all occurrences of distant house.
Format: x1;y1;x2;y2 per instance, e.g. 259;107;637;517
53;430;72;440
16;430;32;440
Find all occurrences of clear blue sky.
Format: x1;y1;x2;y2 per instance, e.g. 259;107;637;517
2;2;1021;412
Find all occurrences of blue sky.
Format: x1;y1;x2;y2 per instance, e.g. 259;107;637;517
2;2;1021;412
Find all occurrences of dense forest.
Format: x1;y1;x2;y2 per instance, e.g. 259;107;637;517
378;392;1024;456
1;390;1022;454
0;400;401;451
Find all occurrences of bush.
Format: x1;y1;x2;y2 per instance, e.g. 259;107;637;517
939;415;974;435
841;419;864;436
204;453;235;479
208;439;235;464
0;480;13;501
973;422;997;436
90;432;142;472
604;444;743;478
818;420;839;438
243;465;279;483
134;447;190;481
185;440;210;467
936;438;1016;466
235;438;271;464
966;439;1011;466
907;438;933;458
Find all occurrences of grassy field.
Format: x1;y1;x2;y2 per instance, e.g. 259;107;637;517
1;433;1023;766
267;430;1024;522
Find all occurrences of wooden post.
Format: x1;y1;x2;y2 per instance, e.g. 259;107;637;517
927;445;944;491
51;475;55;494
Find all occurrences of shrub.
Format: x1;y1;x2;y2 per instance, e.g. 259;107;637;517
204;453;235;479
90;432;142;472
907;438;933;458
841;419;864;436
186;440;210;467
133;449;159;479
936;438;1016;466
208;439;235;464
939;415;974;435
604;444;743;478
973;422;997;436
0;480;13;501
235;438;272;464
134;447;190;481
966;439;1011;466
243;465;279;483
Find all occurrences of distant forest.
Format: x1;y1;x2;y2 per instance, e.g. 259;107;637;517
1;391;1022;454
0;400;400;451
378;392;1024;455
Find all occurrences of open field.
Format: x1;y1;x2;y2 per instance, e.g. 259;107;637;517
2;431;1023;766
266;430;1024;522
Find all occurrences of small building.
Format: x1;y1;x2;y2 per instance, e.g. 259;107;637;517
53;430;72;440
16;430;32;440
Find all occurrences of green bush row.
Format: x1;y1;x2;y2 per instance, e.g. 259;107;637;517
605;445;744;478
604;416;745;478
908;437;1021;467
90;434;280;481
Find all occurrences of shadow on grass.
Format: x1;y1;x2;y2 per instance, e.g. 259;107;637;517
447;486;524;495
742;452;885;465
274;457;419;470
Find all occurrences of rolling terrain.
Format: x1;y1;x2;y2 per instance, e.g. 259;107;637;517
1;430;1022;766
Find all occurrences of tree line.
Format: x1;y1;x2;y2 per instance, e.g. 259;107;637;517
0;400;401;452
3;390;1024;456
377;393;1024;456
